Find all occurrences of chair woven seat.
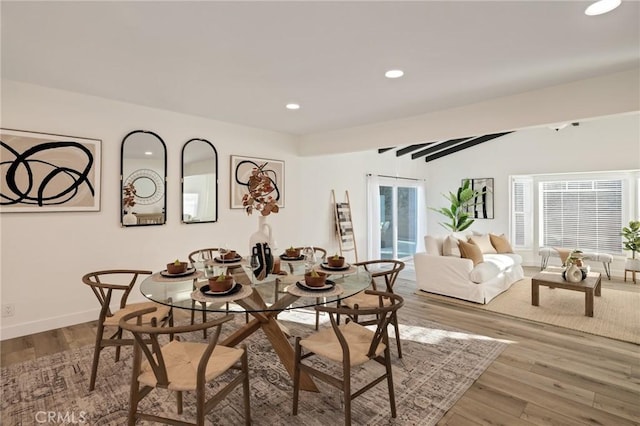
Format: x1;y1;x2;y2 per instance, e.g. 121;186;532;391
103;302;170;326
300;321;385;366
139;341;243;391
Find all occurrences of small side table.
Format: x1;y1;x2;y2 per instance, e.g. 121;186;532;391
624;269;638;284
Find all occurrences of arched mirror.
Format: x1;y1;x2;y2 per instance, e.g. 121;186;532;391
181;138;218;223
120;130;167;226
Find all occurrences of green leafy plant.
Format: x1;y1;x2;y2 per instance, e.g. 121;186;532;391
621;220;640;259
430;179;484;232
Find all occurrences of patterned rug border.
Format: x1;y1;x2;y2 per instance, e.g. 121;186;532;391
1;315;507;425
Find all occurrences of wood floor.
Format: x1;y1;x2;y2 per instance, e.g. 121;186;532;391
2;269;639;425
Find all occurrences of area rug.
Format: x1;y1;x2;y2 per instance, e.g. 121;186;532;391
417;278;640;344
1;315;506;425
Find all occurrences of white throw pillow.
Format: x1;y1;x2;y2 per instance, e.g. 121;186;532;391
469;262;501;283
468;234;497;254
424;235;442;256
442;235;461;257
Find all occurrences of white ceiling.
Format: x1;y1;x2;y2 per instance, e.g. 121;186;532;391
2;1;639;137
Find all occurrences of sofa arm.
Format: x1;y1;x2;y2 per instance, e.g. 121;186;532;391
413;252;474;290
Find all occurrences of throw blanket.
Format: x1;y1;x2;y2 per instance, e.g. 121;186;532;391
552;247;572;264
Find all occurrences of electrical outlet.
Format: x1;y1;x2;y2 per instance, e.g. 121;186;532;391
1;304;15;317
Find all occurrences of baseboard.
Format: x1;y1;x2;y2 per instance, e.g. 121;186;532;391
0;309;97;341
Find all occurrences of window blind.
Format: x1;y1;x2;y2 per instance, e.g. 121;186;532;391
540;179;622;253
511;177;533;248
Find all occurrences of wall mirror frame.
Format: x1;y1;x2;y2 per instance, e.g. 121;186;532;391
120;130;167;226
181;138;218;224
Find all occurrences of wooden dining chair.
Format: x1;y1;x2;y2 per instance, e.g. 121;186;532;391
119;307;251;426
294;246;327;329
188;248;248;331
293;290;404;426
82;269;173;391
339;259;405;358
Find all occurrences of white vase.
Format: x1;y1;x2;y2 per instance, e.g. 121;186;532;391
249;215;274;249
565;264;583;282
123;208;137;225
625;258;640;271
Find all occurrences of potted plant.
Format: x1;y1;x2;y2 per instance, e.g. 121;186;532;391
622;220;640;271
430;179;484;232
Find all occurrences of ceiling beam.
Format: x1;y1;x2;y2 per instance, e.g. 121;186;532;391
378;147;395;153
424;132;513;163
395;143;431;157
411;137;472;159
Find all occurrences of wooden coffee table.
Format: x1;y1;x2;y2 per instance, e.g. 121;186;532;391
531;268;602;317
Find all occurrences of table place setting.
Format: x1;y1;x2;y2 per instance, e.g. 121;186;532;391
315;263;358;275
190;279;253;303
152;259;203;282
284;270;345;297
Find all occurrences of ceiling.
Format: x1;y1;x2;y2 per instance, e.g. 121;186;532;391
2;1;639;137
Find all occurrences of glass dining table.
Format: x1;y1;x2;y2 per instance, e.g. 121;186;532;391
139;259;371;392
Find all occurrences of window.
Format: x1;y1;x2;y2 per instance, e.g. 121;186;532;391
511;170;639;255
511;176;533;248
366;175;426;260
539;179;622;253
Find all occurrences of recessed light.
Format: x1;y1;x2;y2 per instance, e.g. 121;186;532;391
144;151;153;155
585;0;621;16
286;103;300;110
385;70;404;79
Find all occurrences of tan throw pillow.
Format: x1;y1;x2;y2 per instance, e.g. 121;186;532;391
468;234;497;254
490;233;514;253
459;239;484;265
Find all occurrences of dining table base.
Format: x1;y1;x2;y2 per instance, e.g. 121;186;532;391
220;277;319;392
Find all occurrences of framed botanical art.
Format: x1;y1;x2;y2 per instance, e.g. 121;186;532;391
462;177;494;219
230;155;284;209
0;128;101;212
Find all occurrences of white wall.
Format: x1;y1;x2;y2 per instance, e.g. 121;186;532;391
0;80;427;339
424;112;640;275
2;80;638;339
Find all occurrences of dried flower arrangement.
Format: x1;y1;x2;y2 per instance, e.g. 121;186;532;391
123;182;137;209
242;163;280;216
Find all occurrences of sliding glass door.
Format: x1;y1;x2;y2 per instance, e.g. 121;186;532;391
368;175;426;260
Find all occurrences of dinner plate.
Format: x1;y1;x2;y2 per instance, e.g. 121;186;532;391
320;262;350;271
280;254;305;261
160;267;196;278
214;256;243;263
200;282;241;296
295;279;336;292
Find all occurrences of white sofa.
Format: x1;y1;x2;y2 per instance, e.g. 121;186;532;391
413;234;524;304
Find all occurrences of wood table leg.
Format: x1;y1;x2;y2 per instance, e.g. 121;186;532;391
531;281;540;306
221;295;319;392
585;289;594;317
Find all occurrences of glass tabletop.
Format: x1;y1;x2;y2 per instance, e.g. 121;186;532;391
139;261;371;313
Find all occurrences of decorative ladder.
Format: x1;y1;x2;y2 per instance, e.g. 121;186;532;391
331;190;359;263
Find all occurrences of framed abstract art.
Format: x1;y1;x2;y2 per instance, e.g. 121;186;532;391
463;177;494;219
230;155;284;209
1;128;101;212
